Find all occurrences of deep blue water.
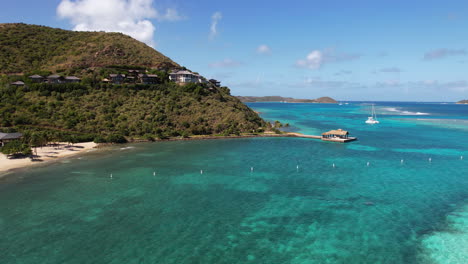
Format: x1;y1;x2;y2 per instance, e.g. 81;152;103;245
0;102;467;263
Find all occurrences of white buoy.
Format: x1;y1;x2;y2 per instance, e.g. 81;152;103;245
251;167;254;172
461;156;464;160
401;159;404;164
153;171;156;176
110;174;113;179
429;157;432;162
367;162;370;167
200;170;203;174
332;163;336;168
297;165;299;169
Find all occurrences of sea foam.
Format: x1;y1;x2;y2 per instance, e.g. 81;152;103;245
382;107;430;116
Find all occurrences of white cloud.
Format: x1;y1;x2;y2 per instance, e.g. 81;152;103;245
257;44;271;55
296;50;323;70
158;8;185;22
423;48;466;60
209;59;241;68
57;0;183;46
413;80;468;92
209;11;222;40
296;49;360;70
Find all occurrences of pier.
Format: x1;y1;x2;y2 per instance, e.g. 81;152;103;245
157;130;357;143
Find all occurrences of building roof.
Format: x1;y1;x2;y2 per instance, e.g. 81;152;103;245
0;132;23;140
48;74;62;79
138;74;158;78
65;76;81;80
322;129;349;136
109;74;125;78
29;74;44;78
170;70;194;75
10;81;25;85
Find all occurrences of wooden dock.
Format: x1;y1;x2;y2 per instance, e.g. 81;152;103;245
321;136;357;143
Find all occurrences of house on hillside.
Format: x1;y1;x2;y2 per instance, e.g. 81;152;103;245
10;81;25;87
64;76;81;83
128;70;141;77
169;70;197;84
0;132;23;147
138;74;159;84
109;74;126;84
126;76;136;83
47;74;64;84
28;75;45;83
209;79;221;87
194;74;208;84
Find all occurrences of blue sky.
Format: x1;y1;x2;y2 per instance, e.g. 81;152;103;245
1;0;468;101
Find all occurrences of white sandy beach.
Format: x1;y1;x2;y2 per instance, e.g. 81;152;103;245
0;142;97;174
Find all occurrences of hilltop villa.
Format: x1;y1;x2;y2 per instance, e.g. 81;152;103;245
29;74;45;83
109;74;126;84
10;81;25;87
169;70;212;85
138;74;159;84
169;70;197;84
26;75;81;84
9;69;218;87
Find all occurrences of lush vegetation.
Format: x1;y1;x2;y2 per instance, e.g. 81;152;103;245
0;23;178;74
0;140;32;157
0;81;266;143
0;23;267;146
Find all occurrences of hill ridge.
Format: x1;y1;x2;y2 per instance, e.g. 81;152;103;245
0;23;179;74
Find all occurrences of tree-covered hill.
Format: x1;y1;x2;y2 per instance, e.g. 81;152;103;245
0;23;179;73
0;23;267;145
0;82;266;142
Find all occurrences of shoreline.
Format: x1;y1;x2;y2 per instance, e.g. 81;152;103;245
0;133;319;177
0;142;97;176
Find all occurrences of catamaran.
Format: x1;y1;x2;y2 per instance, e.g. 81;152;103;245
365;104;379;124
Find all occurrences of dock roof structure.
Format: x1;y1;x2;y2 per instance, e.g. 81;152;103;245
322;129;348;136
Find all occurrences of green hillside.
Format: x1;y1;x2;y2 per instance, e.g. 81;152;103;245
0;83;265;142
0;23;178;73
0;24;266;144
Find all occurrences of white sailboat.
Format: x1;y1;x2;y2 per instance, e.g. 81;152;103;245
365;104;379;124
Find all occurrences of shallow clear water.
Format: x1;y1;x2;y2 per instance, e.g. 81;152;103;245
1;102;467;263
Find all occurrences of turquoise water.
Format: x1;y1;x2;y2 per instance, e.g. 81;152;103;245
1;102;467;263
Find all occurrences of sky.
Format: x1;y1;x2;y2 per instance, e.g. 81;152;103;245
1;0;468;101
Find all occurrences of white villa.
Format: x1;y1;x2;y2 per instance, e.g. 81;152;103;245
169;70;207;85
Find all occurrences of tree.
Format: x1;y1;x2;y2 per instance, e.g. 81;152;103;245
0;140;32;158
29;132;47;157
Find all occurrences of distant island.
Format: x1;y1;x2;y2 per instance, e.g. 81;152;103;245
457;100;468;104
236;96;338;104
